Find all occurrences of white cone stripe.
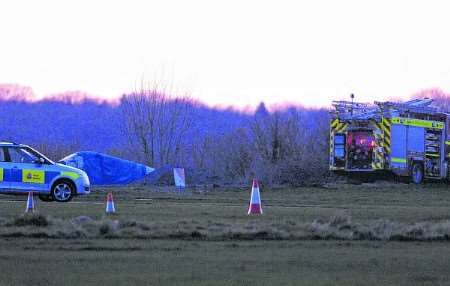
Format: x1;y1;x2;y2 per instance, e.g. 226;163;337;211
250;187;261;204
26;193;34;212
106;202;115;213
106;194;115;213
248;185;263;214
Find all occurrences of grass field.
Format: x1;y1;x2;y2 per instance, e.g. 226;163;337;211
1;182;450;285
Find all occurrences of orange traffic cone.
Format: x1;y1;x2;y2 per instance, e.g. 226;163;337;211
25;192;35;213
105;192;116;214
248;179;263;215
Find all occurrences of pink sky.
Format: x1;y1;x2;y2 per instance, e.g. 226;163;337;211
1;0;450;109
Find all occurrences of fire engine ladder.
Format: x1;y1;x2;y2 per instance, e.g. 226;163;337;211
331;101;378;120
375;99;438;116
332;98;440;123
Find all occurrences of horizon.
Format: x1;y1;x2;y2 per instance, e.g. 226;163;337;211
2;82;448;113
2;1;450;108
0;82;448;112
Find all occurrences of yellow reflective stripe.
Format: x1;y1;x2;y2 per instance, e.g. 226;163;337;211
426;153;440;158
373;121;382;131
22;169;45;184
381;117;391;155
445;141;450;146
382;118;391;132
372;162;382;169
330;119;347;133
61;171;80;180
391;117;444;129
372;146;384;169
329;121;335;168
391;157;407;164
336;123;347;133
381;124;390;136
333;122;343;132
331;119;339;129
372;122;385;169
329;133;334;155
0;168;3;181
374;132;382;140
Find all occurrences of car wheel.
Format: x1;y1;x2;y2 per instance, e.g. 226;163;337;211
411;163;424;184
38;194;54;202
52;180;74;202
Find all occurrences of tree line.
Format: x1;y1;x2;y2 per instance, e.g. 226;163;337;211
10;86;450;186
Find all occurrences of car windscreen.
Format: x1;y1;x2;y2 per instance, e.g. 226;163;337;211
26;147;54;164
7;146;55;164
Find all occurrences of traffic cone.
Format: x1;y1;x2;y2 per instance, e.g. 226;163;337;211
25;192;34;213
105;192;116;214
248;179;263;215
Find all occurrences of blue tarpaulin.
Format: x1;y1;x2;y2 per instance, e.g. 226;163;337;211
59;151;155;185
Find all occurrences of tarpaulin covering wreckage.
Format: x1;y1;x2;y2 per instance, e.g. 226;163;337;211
59;151;155;185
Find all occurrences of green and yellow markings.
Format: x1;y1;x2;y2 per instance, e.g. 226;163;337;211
331;118;339;130
371;119;389;170
330;118;348;133
371;121;384;170
426;153;440;158
330;118;347;169
391;157;407;164
61;171;80;180
0;168;3;181
329;132;334;159
381;118;391;154
391;117;444;129
22;169;45;184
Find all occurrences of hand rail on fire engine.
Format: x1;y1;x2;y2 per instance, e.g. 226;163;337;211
375;100;438;114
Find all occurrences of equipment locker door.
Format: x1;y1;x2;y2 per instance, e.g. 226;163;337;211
390;124;407;168
407;126;425;153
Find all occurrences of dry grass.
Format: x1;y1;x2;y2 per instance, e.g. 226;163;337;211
1;184;450;285
3;213;450;241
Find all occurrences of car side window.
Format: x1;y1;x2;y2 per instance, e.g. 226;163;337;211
0;148;5;162
8;147;38;164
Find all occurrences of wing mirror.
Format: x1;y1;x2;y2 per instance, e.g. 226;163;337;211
34;157;45;165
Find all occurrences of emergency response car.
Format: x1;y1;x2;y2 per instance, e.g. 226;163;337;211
329;98;450;183
0;142;90;202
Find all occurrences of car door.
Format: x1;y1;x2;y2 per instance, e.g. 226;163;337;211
0;147;10;191
6;146;49;192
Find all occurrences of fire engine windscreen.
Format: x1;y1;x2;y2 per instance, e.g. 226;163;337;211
346;132;375;169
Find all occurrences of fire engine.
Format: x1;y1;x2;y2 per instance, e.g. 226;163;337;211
329;98;450;183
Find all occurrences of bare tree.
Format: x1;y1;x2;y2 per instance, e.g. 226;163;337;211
413;89;450;112
251;103;291;165
249;104;330;185
120;82;193;167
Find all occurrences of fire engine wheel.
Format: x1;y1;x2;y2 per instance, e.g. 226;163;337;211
411;163;424;184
